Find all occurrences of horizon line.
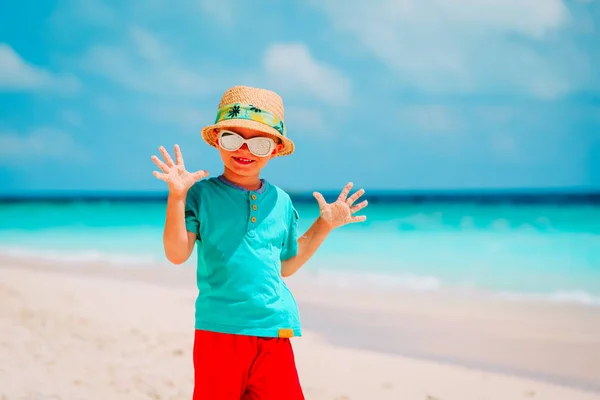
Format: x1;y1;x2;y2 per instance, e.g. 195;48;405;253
1;187;599;205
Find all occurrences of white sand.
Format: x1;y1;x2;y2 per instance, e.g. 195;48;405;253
1;264;599;400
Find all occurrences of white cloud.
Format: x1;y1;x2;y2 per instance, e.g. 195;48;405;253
79;27;209;97
0;128;88;163
488;133;531;165
285;107;327;134
130;27;167;62
49;0;117;28
94;96;120;116
474;106;520;125
311;0;586;99
199;0;235;25
422;0;568;38
146;105;208;131
0;44;80;94
262;43;352;105
398;105;464;134
62;110;82;126
491;134;517;154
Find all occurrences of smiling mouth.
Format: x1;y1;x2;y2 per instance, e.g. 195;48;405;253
232;156;255;165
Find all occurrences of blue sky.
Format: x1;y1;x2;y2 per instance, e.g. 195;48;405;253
0;0;599;194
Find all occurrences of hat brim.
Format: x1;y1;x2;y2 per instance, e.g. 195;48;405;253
201;119;294;157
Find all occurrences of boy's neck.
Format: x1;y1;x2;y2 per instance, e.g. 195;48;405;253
222;168;263;191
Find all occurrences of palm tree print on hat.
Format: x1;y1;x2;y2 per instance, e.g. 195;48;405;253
274;120;284;135
228;105;241;118
249;105;262;113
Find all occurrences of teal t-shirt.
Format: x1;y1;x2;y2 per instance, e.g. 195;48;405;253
184;175;302;338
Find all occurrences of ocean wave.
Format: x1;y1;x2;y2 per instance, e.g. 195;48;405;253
0;246;158;266
302;270;600;307
494;290;600;307
306;270;442;291
2;246;599;308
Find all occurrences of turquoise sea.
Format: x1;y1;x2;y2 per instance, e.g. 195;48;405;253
1;192;599;306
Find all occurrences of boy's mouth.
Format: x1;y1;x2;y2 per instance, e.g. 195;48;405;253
232;156;255;165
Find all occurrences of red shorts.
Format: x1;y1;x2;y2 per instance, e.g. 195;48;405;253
192;329;305;400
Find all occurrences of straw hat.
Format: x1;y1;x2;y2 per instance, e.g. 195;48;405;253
201;85;295;156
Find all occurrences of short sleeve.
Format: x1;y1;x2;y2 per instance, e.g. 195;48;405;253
280;202;299;261
185;186;201;239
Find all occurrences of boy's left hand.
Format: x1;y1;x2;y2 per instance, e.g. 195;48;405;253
313;182;368;230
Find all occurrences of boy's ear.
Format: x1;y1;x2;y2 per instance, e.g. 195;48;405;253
272;142;284;155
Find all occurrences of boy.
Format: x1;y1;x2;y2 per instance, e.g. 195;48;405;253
151;85;368;399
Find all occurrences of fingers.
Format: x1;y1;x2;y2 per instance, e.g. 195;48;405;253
159;146;175;167
338;182;353;201
174;144;184;167
346;188;365;205
350;215;367;223
153;171;168;181
313;191;327;209
192;170;209;181
151;155;170;173
350;200;368;214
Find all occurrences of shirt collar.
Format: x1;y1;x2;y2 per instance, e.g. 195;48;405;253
218;175;267;194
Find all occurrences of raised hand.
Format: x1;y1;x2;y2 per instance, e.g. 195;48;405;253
313;182;368;230
151;144;208;197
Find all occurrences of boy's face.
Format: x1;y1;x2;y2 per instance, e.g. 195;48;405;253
216;127;283;177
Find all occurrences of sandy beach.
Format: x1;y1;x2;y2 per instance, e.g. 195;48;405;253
1;258;600;400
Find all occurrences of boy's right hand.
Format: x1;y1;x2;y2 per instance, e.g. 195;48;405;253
151;144;208;197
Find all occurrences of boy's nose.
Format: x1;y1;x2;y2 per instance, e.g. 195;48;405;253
237;143;252;154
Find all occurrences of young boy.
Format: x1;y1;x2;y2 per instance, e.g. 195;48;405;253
151;85;368;399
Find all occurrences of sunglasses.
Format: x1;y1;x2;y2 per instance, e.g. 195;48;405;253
217;130;276;157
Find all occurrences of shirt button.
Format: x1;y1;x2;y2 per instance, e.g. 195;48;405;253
251;194;257;200
251;216;257;223
252;204;258;211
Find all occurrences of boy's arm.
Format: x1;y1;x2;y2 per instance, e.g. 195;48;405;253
163;192;197;265
151;144;207;265
281;182;368;277
281;217;332;277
